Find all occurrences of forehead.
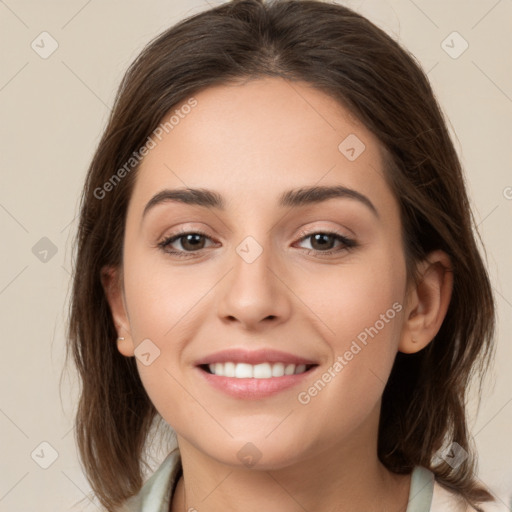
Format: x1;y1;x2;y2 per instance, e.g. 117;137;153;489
130;77;396;217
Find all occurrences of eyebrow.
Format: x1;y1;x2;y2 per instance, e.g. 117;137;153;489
142;185;379;218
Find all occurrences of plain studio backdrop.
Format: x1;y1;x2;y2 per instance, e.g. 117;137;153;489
0;0;511;510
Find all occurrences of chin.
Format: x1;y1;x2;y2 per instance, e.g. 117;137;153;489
192;432;313;471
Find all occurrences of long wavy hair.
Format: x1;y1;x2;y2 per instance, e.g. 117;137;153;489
64;0;496;510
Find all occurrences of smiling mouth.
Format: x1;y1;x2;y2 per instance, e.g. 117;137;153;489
199;362;318;378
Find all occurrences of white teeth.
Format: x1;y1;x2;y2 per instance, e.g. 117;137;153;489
295;364;306;374
284;363;295;375
207;362;310;378
235;363;253;378
223;361;235;377
272;362;285;377
253;363;272;378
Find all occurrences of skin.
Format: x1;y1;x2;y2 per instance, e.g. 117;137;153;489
102;77;453;512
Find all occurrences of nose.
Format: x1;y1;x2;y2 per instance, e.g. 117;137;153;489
216;239;292;331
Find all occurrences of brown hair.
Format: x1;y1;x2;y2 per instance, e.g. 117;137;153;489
64;0;496;510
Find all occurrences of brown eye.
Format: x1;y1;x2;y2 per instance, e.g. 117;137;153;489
176;233;207;251
296;231;357;256
158;230;215;257
308;233;337;251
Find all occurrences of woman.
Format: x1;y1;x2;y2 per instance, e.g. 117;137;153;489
67;1;497;510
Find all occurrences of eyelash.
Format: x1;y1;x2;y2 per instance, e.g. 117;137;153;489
157;228;357;259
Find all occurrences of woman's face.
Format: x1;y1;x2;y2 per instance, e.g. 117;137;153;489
115;77;409;468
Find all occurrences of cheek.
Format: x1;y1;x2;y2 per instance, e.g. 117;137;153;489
121;251;220;416
294;286;404;447
308;247;405;348
122;248;207;341
297;249;405;405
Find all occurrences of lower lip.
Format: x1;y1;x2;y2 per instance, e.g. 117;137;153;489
196;366;317;400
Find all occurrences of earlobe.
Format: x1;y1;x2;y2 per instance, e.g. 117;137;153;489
100;265;135;357
116;336;135;357
398;250;453;354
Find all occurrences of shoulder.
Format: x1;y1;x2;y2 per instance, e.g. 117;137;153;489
431;480;472;511
115;449;182;512
431;480;507;512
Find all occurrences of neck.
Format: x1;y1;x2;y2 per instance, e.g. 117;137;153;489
170;420;411;512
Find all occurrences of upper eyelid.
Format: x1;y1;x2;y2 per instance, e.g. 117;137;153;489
159;226;352;241
159;220;354;238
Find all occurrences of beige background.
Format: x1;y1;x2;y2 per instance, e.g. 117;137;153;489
0;0;511;510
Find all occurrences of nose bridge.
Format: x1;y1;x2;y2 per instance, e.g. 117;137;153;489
231;231;277;298
228;203;276;280
217;227;291;326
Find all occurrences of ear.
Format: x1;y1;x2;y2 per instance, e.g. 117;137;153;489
100;265;135;357
398;250;453;354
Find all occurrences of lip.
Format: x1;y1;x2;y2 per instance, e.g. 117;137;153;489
194;348;318;366
195;364;318;400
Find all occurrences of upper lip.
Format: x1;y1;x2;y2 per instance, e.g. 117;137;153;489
194;348;318;366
